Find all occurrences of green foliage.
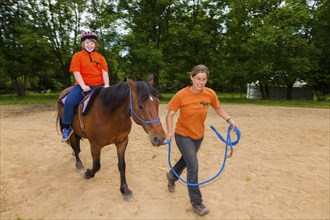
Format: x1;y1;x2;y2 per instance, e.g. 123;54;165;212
305;0;330;101
1;0;54;95
1;0;329;101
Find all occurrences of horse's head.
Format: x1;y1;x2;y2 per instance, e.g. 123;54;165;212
128;79;166;146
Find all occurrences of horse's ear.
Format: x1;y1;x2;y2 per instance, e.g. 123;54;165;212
127;79;137;91
147;74;155;87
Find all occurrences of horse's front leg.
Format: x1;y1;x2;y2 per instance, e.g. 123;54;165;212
116;138;133;201
84;144;101;179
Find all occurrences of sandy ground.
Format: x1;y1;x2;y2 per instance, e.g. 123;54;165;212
0;103;329;220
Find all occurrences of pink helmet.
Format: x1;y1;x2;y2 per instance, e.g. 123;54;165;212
81;30;98;42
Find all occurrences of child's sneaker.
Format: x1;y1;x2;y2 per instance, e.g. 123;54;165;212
62;127;73;142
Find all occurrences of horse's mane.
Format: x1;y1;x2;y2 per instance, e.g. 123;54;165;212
136;81;159;105
97;81;158;114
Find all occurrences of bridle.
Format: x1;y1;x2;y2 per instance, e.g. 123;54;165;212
129;89;160;126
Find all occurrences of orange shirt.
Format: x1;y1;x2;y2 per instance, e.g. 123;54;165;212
167;86;220;140
69;50;108;86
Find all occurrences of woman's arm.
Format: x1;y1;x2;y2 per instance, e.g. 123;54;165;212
166;109;176;141
214;106;238;129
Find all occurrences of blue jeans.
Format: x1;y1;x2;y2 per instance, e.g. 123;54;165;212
171;133;204;205
62;84;102;125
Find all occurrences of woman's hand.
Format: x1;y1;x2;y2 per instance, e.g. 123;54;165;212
228;118;238;130
165;131;173;142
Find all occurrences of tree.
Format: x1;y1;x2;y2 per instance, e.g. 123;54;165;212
0;0;54;96
1;0;328;99
306;0;330;100
221;0;254;95
85;0;123;84
243;0;313;99
118;0;174;87
270;0;312;100
26;0;87;87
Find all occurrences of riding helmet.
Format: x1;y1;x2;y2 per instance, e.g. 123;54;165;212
81;31;98;42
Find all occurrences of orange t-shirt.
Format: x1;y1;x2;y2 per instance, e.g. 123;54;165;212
167;86;220;140
69;50;109;86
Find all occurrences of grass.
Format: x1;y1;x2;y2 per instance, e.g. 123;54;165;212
16;218;33;220
160;92;329;108
0;93;58;105
0;92;329;109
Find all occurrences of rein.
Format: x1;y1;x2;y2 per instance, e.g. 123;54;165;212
163;125;241;186
129;89;160;126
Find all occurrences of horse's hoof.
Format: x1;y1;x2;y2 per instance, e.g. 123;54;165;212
76;162;84;170
84;169;94;179
123;193;134;202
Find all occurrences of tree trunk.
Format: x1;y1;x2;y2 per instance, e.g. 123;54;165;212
12;78;26;96
259;83;270;99
259;84;265;99
265;84;270;99
286;83;294;100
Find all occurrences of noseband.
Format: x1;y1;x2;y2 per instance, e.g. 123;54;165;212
129;89;160;126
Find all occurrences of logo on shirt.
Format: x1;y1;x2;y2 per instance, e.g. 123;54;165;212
200;101;210;107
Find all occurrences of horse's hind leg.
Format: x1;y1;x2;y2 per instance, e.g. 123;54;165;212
116;138;133;202
84;145;101;179
70;135;84;170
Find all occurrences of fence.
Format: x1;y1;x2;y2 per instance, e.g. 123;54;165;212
247;84;314;100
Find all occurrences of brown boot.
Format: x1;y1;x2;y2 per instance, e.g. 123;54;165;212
166;172;176;193
192;203;210;216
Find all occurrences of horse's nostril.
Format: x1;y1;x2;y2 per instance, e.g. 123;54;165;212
152;136;161;146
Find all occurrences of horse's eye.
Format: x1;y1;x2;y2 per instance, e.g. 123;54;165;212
138;105;144;110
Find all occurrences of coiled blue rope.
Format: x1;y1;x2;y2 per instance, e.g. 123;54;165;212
163;125;241;186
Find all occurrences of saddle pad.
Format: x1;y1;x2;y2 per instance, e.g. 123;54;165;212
59;90;94;115
80;93;92;114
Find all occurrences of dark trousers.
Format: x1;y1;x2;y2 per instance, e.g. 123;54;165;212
171;133;203;205
62;84;101;125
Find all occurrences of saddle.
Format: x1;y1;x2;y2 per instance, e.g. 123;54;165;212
58;87;102;134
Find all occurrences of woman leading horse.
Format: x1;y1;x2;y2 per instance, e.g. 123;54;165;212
57;79;166;201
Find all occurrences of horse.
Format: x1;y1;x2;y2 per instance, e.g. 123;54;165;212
57;79;166;201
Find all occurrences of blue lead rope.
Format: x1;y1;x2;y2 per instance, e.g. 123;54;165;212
163;125;241;186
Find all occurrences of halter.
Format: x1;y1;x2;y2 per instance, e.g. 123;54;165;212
163;125;241;186
129;89;161;126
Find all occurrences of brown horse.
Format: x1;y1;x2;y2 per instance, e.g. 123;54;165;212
57;79;166;201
